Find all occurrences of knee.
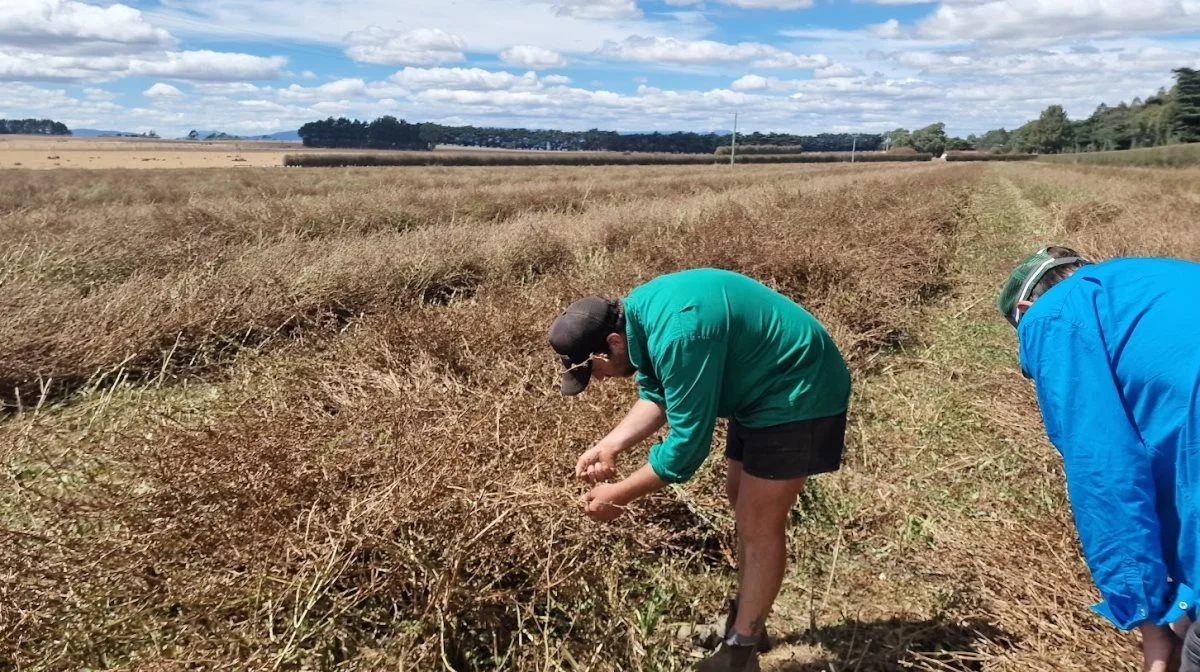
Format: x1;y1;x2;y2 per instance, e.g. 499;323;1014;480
736;509;788;544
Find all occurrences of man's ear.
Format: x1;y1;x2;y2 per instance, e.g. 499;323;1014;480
606;332;625;352
1017;300;1033;311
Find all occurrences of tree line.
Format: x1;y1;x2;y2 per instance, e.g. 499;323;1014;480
298;67;1200;156
889;68;1200;155
0;119;71;135
299;116;883;153
298;116;431;150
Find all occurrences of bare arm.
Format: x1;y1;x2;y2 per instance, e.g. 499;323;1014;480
576;399;666;482
600;399;667;452
584;464;668;522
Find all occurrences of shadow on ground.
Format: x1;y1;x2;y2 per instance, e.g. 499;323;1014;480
767;616;1015;672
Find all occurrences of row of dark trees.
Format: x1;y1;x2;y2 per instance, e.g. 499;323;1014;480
298;116;432;150
889;68;1200;155
299;116;883;154
0;119;71;135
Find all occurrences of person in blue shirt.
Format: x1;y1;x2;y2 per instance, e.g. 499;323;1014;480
998;246;1200;672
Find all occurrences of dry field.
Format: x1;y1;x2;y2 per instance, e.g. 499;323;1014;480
0;136;735;170
3;160;1200;671
0;136;304;169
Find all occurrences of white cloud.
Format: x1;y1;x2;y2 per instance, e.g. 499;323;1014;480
752;52;831;69
0;51;104;81
869;19;903;39
500;45;568;69
0;82;126;129
731;74;769;91
598;36;829;68
730;72;945;100
128;50;287;81
146;0;704;55
715;0;814;8
880;0;1200;42
0;0;174;55
552;0;642;20
0;49;286;82
895;44;1200;78
388;67;550;92
0;1;287;84
815;63;864;78
276;78;369;100
83;87;117;100
194;82;262;95
664;0;813;6
344;27;467;65
144;82;183;97
543;74;572;85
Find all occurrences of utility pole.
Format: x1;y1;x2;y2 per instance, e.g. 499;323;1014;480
851;134;857;163
730;111;738;166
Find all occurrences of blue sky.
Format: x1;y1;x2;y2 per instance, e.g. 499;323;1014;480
3;0;1200;138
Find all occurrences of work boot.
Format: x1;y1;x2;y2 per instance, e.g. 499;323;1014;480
678;598;773;653
722;598;773;654
696;636;761;672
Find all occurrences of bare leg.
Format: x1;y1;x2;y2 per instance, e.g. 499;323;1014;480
731;472;807;639
725;458;744;598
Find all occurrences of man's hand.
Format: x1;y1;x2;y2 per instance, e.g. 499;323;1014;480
1141;623;1181;672
583;483;627;522
576;442;620;483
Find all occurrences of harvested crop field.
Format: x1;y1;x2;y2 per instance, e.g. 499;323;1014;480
0;136;298;169
3;161;1199;671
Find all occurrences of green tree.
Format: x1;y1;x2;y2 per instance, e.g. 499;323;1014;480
946;137;973;151
1011;120;1039;153
1173;68;1200;143
0;118;71;135
1092;103;1137;151
1032;105;1074;154
910;123;947;155
886;128;912;150
977;128;1011;151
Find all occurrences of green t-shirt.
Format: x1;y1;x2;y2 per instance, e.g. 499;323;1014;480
624;268;851;483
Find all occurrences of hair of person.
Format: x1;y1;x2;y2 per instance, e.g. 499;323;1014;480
1029;246;1090;300
600;299;626;355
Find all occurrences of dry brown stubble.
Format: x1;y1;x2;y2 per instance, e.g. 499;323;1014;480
2;163;979;670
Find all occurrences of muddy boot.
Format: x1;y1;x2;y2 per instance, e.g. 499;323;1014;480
696;634;761;672
677;598;773;653
722;598;773;654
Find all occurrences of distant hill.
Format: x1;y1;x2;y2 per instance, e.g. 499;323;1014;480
181;129;301;141
262;130;300;141
73;128;145;137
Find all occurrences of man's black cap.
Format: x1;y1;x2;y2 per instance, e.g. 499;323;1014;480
548;296;621;396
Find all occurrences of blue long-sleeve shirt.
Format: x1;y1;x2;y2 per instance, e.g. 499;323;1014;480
1018;257;1200;630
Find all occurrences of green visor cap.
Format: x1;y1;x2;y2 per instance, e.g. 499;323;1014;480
997;247;1083;327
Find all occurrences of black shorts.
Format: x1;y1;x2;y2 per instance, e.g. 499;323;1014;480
724;413;847;480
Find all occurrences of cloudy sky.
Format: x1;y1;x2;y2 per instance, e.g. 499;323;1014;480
2;0;1200;138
